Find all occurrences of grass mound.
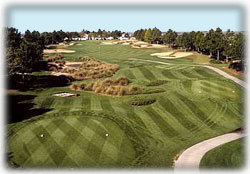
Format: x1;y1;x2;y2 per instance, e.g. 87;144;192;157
130;96;156;106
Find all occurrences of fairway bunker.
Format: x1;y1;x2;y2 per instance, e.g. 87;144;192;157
151;51;193;59
53;92;79;97
44;49;76;54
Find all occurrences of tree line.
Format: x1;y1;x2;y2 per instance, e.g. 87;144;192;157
134;27;244;62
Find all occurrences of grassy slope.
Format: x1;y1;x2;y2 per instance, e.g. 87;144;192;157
200;138;245;168
7;41;244;168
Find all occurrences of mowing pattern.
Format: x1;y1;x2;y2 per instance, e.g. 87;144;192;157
8;41;244;168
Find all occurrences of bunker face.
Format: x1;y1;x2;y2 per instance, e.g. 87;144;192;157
44;49;76;53
53;92;79;97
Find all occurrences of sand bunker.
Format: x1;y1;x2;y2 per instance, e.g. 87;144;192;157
151;52;174;57
53;92;79;97
133;41;148;45
151;51;193;59
44;49;75;53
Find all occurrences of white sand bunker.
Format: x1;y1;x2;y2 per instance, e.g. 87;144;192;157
151;51;193;59
101;41;118;45
44;49;76;53
53;92;79;97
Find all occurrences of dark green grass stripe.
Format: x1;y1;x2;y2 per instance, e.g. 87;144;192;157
144;107;179;138
182;80;193;93
53;118;100;163
194;68;216;78
81;95;91;109
40;97;55;109
175;92;220;128
158;97;199;131
32;125;69;166
138;66;156;81
120;104;146;128
86;125;107;162
124;69;136;79
181;69;200;79
59;99;74;112
201;81;231;92
100;98;115;114
161;70;177;79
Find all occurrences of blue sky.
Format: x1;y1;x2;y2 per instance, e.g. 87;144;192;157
7;6;243;33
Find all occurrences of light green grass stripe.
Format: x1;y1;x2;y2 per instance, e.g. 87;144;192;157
133;108;166;138
144;106;179;138
91;95;103;111
170;94;217;133
130;68;147;81
153;104;192;136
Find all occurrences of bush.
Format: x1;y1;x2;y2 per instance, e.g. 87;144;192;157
70;84;79;90
147;80;168;86
80;83;87;90
229;61;244;71
128;85;142;95
130;96;156;106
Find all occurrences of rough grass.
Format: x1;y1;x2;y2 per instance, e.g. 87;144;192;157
200;138;245;169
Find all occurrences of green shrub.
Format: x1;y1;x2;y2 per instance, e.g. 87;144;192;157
128;85;142;95
147;80;168;86
130;96;156;106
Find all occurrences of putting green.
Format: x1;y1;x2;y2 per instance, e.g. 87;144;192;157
8;111;137;167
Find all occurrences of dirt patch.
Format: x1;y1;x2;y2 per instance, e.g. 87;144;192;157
53;92;79;97
44;49;75;54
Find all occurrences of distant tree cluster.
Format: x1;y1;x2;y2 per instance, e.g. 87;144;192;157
134;27;245;62
83;29;126;39
6;28;44;75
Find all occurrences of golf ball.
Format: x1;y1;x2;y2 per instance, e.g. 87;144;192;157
105;133;109;137
41;134;44;138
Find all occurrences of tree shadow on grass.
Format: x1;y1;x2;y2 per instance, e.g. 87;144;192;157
7;94;52;124
8;74;74;91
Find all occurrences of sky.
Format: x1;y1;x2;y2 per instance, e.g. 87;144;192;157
6;6;244;33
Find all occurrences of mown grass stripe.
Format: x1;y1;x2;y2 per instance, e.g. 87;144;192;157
100;98;115;114
91;96;103;111
144;106;179;138
124;69;136;79
138;66;156;81
120;104;146;128
32;125;67;166
175;92;220;128
158;97;199;131
161;70;177;79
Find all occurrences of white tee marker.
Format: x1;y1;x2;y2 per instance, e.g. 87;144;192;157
105;133;109;137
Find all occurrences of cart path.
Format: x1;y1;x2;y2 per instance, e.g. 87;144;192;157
204;65;246;88
174;131;245;169
129;58;247;89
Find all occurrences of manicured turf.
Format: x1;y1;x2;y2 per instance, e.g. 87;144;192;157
7;41;244;168
200;138;245;168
